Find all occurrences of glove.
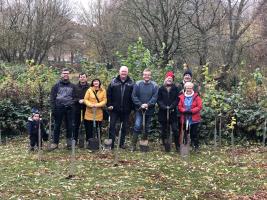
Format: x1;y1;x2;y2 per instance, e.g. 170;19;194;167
184;110;192;115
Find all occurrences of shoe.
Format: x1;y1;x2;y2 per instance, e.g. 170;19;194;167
49;143;58;151
130;145;137;152
28;147;35;152
193;146;200;153
119;144;126;149
164;143;171;152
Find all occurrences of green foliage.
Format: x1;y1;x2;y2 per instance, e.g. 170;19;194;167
0;62;58;135
116;37;169;84
200;64;267;143
0;138;266;199
0;99;31;135
79;61;117;87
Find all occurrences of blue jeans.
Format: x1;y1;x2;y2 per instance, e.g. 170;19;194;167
133;110;152;140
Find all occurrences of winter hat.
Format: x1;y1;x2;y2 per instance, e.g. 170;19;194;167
183;69;192;77
31;108;40;117
165;71;175;79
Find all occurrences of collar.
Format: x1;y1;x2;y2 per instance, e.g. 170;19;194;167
185;91;194;97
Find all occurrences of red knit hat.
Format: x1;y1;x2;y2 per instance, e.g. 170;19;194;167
165;71;175;79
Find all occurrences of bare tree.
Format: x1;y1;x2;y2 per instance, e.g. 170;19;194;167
186;0;225;65
119;0;190;67
221;0;266;66
0;0;73;64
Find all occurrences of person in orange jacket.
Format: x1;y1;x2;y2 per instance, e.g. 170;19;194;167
178;82;202;151
84;78;107;142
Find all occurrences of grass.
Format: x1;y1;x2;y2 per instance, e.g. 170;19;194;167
0;137;266;199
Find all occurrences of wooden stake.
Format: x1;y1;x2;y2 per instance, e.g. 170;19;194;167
214;118;217;149
219;116;222;147
263;119;266;147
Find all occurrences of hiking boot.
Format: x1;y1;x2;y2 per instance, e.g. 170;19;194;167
131;134;138;152
130;145;137;152
49;143;58;151
119;144;126;149
164;142;171;152
66;138;72;149
28;147;35;152
193;146;200;153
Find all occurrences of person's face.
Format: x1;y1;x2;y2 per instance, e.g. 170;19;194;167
61;70;70;80
183;74;192;82
93;80;100;87
185;86;193;95
165;76;173;85
79;74;87;84
32;114;40;121
119;68;128;79
143;71;152;82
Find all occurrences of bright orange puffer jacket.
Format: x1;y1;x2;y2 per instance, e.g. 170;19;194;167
84;86;107;121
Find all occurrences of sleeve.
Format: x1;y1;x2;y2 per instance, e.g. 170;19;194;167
73;85;80;104
131;83;142;107
178;95;186;113
157;87;167;109
27;121;33;136
106;83;112;107
169;87;179;110
148;83;158;107
191;96;203;114
50;84;58;110
84;90;93;107
96;89;107;108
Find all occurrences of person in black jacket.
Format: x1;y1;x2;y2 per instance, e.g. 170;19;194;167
73;73;89;146
107;66;134;149
50;68;75;150
157;71;181;152
27;110;48;151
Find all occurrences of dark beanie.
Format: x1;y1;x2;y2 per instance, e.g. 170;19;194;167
183;70;192;77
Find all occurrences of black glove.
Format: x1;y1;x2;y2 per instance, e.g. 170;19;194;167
184;110;192;115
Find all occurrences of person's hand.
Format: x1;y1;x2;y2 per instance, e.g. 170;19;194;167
79;99;84;104
141;103;148;109
184;110;192;115
107;106;113;110
166;106;170;110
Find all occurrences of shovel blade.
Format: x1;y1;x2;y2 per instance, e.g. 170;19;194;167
139;140;149;152
180;144;189;157
104;139;112;150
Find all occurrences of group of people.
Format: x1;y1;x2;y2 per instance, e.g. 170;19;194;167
28;66;203;153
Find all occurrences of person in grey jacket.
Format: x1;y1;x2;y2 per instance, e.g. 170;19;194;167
50;68;75;150
131;68;158;151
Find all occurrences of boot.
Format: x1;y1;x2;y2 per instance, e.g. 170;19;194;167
131;134;138;152
66;138;72;149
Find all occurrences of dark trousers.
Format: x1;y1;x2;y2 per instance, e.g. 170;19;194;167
73;107;87;141
108;111;130;148
30;134;42;147
190;123;199;148
180;122;200;148
160;120;179;148
53;105;73;144
84;120;102;141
